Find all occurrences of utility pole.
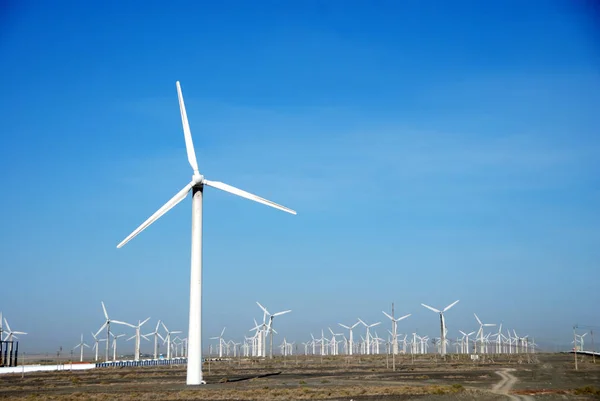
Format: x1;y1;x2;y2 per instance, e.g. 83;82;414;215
392;302;396;371
591;330;596;364
573;325;578;371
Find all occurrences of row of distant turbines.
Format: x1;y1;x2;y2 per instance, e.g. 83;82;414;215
72;302;185;363
208;301;537;358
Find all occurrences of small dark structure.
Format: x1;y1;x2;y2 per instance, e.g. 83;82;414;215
0;340;19;367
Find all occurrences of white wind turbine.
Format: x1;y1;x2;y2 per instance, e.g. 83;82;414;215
256;302;291;359
358;318;380;355
95;301;130;362
111;333;126;361
421;300;459;356
145;320;164;359
210;327;226;358
459;330;476;354
122;317;151;361
382;311;411;355
161;321;182;360
2;318;26;343
338;321;361;355
116;81;296;385
91;332;106;361
73;334;90;362
474;313;496;354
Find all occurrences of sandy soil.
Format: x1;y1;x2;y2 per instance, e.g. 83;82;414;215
0;353;598;400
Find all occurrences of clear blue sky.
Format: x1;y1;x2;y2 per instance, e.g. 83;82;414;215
1;1;598;354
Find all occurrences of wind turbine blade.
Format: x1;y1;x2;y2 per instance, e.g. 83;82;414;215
112;320;135;328
421;303;441;313
397;313;411;321
140;317;151;327
443;300;459;312
221;327;226;337
127;335;136;341
155;320;161;331
371;322;381;328
382;311;393;321
474;313;482;325
273;310;291;317
338;323;350;329
3;318;11;333
95;323;107;338
176;81;199;174
117;181;194;248
204;180;296;215
172;331;182;334
161;321;169;333
357;318;366;326
101;302;109;320
256;302;269;315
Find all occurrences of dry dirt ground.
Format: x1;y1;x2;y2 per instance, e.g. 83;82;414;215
1;353;599;400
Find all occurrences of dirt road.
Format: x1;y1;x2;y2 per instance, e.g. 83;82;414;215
493;368;534;401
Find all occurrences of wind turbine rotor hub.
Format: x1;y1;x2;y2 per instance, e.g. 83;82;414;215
192;174;204;186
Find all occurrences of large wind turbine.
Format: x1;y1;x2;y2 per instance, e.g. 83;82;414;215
421;300;459;356
116;81;296;385
256;301;291;359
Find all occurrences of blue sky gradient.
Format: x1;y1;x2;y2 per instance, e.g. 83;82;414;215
0;1;599;353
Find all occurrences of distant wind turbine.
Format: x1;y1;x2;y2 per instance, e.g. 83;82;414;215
72;334;90;362
421;300;459;356
256;301;291;359
94;302;130;362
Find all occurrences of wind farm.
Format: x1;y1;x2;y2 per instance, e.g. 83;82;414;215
1;80;598;399
2;1;599;400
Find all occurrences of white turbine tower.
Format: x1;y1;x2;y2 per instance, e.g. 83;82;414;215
73;334;90;362
421;300;459;356
256;302;291;359
116;81;296;385
382;311;411;355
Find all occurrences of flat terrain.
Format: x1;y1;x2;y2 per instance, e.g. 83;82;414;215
1;353;599;400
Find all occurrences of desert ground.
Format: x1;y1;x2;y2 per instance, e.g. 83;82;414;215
1;353;599;400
